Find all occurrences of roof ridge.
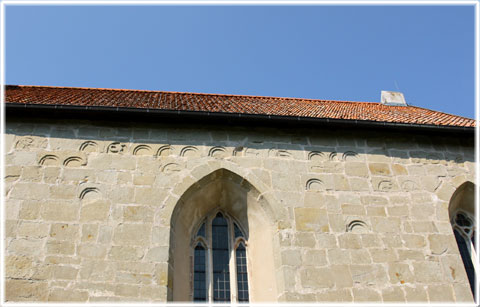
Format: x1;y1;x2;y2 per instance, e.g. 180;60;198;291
5;84;379;105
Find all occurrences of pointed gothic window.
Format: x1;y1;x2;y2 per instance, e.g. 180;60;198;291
192;212;249;303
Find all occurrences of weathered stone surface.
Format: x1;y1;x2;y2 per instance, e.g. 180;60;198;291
50;223;80;241
80;199;110;222
48;289;89;302
300;267;334;288
109;245;144;261
404;286;428;302
352;287;382;302
6;279;49;301
382;286;406;302
41;201;79;221
427;284;454;302
294;207;328;232
113;223;152;246
413;261;444;283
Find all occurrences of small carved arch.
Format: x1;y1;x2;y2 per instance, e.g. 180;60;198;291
79;187;101;200
161;163;182;174
342;151;358;161
328;152;338;161
133;144;152;156
39;154;59;166
79;141;98;152
306;178;324;191
208;146;227;158
63;156;86;167
180;146;199;157
308;151;325;161
157;145;173;157
107;142;125;154
346;220;369;233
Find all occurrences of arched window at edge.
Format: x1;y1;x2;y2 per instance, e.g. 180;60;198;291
451;210;477;297
191;211;249;303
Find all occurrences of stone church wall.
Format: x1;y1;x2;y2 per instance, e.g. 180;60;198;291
4;117;475;302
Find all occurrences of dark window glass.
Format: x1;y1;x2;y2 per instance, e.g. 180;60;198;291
236;243;249;302
456;213;472;227
454;229;476;296
472;230;476;249
212;213;230;302
197;221;206;238
234;223;244;239
193;244;207;302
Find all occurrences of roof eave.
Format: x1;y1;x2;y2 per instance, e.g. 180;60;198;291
5;102;475;134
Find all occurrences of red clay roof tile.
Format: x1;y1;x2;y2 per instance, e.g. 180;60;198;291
5;85;476;128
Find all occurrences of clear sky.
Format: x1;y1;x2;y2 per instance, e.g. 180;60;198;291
5;4;476;119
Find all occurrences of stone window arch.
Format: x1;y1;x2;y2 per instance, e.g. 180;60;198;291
449;181;476;296
191;210;249;302
167;168;280;302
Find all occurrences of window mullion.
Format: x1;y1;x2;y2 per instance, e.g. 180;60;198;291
228;217;238;303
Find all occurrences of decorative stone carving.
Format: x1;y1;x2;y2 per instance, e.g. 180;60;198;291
63;156;86;167
133;145;152;156
346;220;369;234
161;163;181;174
15;137;47;150
157;145;172;157
38;154;59;166
306;178;324;191
378;180;394;191
208;146;227;158
233;146;244;156
269;149;292;158
79;187;101;200
308;151;325;161
107;142;126;154
342;151;359;161
79;141;98;153
180;146;199;158
329;152;338;161
401;180;419;191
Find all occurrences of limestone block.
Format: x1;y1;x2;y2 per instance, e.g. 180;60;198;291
139;285;168;301
48;289;89;302
387;262;414;284
412;261;444;283
79;260;115;281
396;249;424;261
294;207;328;232
425;164;447;176
294;232;317;248
427;284;454;302
281;249;302;266
116;271;153;285
302;250;327;266
452;283;474;302
80;199;110;222
61;168;95;183
369;248;397;263
327;249;351;265
330;264;353;288
327;214;344;232
361;195;388;206
78;244;108;259
345;162;369;177
81;224;99;242
110;155;136;170
382;234;403;248
382;286;406;302
8;238;44;256
53;265;79;280
276;191;303;207
366;206;386;217
401;234;426;249
9;151;38;166
4;133;16;152
391;164;408;175
352;287;382;302
6;255;34;278
316;288;353;302
134;187;164;205
21;166;42;182
371;217;401;233
18;200;42;220
5;166;21;182
386;205;409;217
133;173;156;185
300;267;334;288
371;177;399;192
436;183;456;201
360;234;383;248
5;199;20;219
98;225;114;244
315;233;338;248
368;163;391;176
152;226;170;246
350;264;388;286
350;249;372;264
272;172;301;191
48;223;78;241
428;234;458;255
45;255;81;265
145;246;169;262
10;183;50;200
46;240;75;255
341;204;365;216
338;234;362;249
6;279;48;301
155;263;169;286
349;177;371;191
123;205;154;222
333;174;350;191
404;286;428;302
43;167;61;184
17;221;49;238
440;254;468;282
41;201;79;222
117;172;132;184
407;165;426;176
113;223;152;246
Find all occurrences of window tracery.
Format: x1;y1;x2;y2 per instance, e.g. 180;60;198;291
192;211;249;303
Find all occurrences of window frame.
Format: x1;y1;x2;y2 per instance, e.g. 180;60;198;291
190;210;250;303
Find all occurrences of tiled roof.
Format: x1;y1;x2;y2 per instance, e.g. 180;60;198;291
5;85;476;128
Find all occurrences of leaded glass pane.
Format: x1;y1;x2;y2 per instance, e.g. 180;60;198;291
193;244;207;302
234;223;244;239
454;229;476;296
236;243;249;302
212;213;231;302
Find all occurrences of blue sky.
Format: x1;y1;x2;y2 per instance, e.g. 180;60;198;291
5;4;476;118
